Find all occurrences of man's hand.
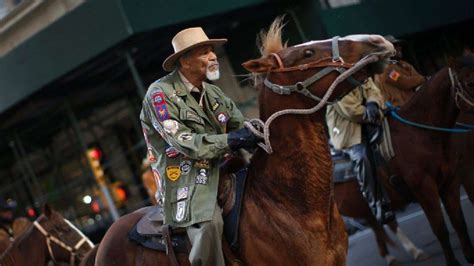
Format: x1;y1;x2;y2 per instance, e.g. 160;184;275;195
363;102;381;124
227;127;260;152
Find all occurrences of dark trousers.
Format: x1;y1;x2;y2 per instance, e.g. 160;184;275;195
345;144;379;212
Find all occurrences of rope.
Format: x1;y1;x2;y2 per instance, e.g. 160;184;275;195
245;53;383;153
449;68;474;108
385;101;472;133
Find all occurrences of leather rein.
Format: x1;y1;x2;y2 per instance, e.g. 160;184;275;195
33;218;94;266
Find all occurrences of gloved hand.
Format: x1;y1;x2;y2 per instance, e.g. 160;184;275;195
227;127;260;152
363;101;381;124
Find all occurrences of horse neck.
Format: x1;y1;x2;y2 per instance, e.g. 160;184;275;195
0;225;48;265
399;67;459;128
248;90;333;216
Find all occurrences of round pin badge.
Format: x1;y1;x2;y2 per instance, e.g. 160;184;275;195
180;160;192;175
217;113;228;124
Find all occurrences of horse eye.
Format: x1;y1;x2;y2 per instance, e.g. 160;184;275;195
304;49;314;58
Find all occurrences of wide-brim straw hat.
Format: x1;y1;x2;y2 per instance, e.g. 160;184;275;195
162;27;227;71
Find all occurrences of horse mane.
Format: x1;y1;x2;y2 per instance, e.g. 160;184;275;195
257;16;287;57
249;16;288;87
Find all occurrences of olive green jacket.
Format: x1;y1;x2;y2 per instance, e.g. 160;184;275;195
326;78;383;150
140;70;244;227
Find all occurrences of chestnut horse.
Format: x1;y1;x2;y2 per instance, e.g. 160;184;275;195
95;18;395;265
0;205;95;265
0;217;32;253
336;56;474;266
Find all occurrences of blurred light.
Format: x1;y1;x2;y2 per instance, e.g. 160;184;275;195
27;207;36;217
88;148;102;161
115;187;127;202
83;195;92;204
91;201;100;213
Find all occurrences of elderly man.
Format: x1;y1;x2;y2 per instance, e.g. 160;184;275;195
326;78;394;223
374;35;425;107
140;27;258;265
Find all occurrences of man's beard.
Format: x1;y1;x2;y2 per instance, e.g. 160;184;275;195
206;64;220;81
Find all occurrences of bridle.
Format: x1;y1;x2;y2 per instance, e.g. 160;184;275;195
449;67;474;109
246;36;393;154
263;36;364;105
33;218;95;266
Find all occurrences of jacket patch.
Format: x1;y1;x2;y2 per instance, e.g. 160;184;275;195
180;160;192;175
195;169;208;185
175;201;186;222
176;187;189;201
217;112;229;124
211;102;220;111
194;159;210;169
163;119;179;135
178;133;193;141
151;91;170;121
165;146;180;158
185;110;203;124
389;70;401;81
166;166;181;181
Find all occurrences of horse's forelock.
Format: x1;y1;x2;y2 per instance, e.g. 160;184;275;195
258;16;287;57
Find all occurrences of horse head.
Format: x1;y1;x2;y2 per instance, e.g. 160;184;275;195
449;55;474;113
33;204;94;265
242;17;394;119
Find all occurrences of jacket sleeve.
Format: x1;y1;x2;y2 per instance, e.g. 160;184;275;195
364;77;384;106
219;89;245;132
385;61;425;91
333;78;383;122
142;86;231;160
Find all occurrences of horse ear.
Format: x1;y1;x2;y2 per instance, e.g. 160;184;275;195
43;204;52;217
242;57;275;73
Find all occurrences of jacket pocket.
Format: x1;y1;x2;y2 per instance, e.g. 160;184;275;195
179;108;205;132
169;184;196;224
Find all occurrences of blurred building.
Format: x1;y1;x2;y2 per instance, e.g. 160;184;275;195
0;0;473;239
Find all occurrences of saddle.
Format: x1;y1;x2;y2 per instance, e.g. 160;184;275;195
129;155;248;266
128;206;190;266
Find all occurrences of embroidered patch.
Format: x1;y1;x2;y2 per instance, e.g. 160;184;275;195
211;102;220;111
165;146;180;158
151;91;169;121
217;112;228;124
194;159;210;169
178;133;193;141
166;166;181;181
176;201;186;222
195;169;208;185
186;111;202;124
180;160;192;175
163;119;179;135
177;187;189;201
388;70;401;81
